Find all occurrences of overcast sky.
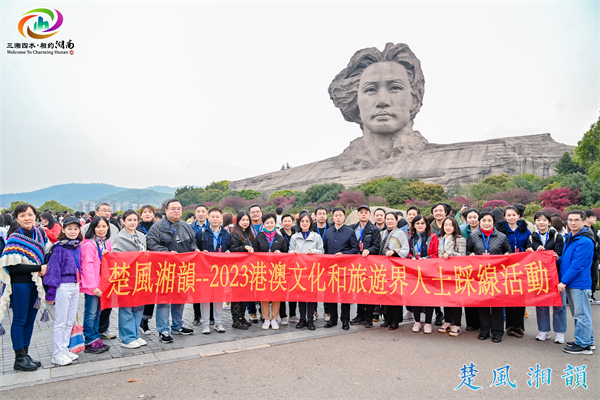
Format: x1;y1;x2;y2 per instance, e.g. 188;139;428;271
1;0;598;194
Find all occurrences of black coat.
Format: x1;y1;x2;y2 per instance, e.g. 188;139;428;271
526;228;564;256
230;230;253;252
467;229;510;255
253;231;289;253
349;221;381;255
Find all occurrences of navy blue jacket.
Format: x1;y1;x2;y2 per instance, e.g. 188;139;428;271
496;220;531;253
323;225;360;255
196;226;230;252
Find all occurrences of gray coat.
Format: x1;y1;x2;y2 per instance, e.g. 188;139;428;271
147;217;198;253
112;229;147;252
288;231;324;254
380;228;409;258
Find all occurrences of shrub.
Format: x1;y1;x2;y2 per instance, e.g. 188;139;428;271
269;190;294;199
485;189;539;205
468;183;502;200
366;196;388;206
539;188;581;211
375;180;414;205
238;189;261;200
451;197;477;208
404;199;431;209
482;200;509;209
305;183;344;204
332;190;367;209
220;196;248;212
405;182;445;201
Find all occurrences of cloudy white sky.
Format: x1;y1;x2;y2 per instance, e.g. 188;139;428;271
1;0;598;194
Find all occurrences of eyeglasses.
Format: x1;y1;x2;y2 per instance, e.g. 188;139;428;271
168;208;182;211
567;219;582;223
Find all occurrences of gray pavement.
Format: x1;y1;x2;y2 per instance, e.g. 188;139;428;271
2;304;599;399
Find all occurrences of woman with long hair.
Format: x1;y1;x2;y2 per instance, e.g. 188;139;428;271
229;211;255;329
39;212;62;244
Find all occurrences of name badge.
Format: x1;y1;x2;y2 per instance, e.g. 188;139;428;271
218;248;222;253
360;242;364;251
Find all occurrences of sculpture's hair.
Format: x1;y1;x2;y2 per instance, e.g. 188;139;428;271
328;43;425;127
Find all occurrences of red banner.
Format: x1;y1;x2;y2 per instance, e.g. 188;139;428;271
100;251;562;309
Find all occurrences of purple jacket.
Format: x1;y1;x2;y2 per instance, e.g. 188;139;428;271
43;244;80;301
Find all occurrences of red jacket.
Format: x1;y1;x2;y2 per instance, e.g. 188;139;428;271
408;233;439;259
44;223;62;243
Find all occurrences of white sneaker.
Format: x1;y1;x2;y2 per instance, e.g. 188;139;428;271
412;322;421;332
64;349;79;360
290;316;299;323
554;332;565;344
324;313;331;322
214;323;225;333
590;298;600;305
262;319;271;330
281;317;288;326
51;351;72;366
424;324;433;334
403;311;414;320
121;340;141;349
271;319;279;330
591;344;596;350
536;331;550;341
135;338;147;346
202;325;211;334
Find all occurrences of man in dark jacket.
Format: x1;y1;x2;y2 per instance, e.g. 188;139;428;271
323;207;360;330
559;211;596;354
196;207;230;334
349;206;381;327
584;210;599;304
147;199;199;344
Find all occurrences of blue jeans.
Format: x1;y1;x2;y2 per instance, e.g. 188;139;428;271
155;303;184;334
10;282;39;351
118;306;144;344
83;294;102;345
536;290;567;333
566;288;595;347
247;302;257;314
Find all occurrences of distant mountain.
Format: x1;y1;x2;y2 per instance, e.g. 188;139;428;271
144;185;179;196
92;189;172;204
0;183;127;207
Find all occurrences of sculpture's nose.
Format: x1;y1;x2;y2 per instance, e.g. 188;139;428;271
376;88;390;108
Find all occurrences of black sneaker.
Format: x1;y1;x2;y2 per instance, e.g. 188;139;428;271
159;332;173;343
139;319;151;335
563;344;593;355
434;313;444;326
172;326;193;335
192;319;201;326
350;316;364;325
567;341;596;350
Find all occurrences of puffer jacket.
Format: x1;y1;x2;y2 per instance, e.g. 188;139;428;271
496;220;531;253
558;227;595;289
467;229;510;255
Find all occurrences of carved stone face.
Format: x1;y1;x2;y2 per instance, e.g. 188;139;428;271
357;61;413;135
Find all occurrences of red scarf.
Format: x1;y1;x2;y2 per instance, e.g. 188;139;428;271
481;228;493;237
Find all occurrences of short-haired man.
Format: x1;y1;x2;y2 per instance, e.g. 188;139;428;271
147;199;199;343
323;207;360;330
311;206;332;321
247;204;264;322
373;208;386;231
584;210;599;304
196;207;230;334
349;206;381;327
191;204;209;234
558;211;596;354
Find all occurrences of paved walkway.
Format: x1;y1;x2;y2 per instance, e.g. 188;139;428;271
1;297;372;389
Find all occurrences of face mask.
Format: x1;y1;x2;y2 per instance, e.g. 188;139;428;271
58;217;64;222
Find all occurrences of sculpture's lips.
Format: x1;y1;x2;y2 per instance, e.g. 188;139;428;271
373;111;394;118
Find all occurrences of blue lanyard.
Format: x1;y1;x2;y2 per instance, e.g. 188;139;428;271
209;228;222;249
70;248;80;272
481;229;491;253
443;237;446;251
433;226;439;235
282;232;291;246
415;237;422;255
252;224;263;236
19;227;37;243
140;225;148;235
96;243;104;261
359;226;364;243
167;220;176;235
539;231;549;246
266;234;275;252
316;225;326;241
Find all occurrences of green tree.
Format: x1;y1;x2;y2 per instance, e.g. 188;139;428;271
480;174;514;191
375;180;414;206
305;183;345;204
177;188;204;206
405;182;445;201
269;190;294;199
239;189;261;200
8;201;28;212
205;180;230;192
512;173;546;192
560;173;600;206
199;189;226;204
555;152;585;175
39;200;74;213
467;183;501;200
573;115;600;182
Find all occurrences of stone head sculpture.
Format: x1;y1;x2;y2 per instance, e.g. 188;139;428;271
328;43;425;156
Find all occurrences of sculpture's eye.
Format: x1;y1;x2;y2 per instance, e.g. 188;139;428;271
390;84;404;91
363;86;376;94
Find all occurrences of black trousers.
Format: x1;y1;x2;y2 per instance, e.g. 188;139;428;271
444;307;462;326
413;306;434;324
231;302;246;322
280;302;297;318
592;260;599;295
99;308;111;333
142;304;155;320
465;307;480;329
505;307;525;330
384;305;403;323
193;303;214;321
326;303;351;323
299;302;317;321
478;307;504;337
354;304;375;322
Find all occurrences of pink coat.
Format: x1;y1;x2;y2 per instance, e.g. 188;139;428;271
80;238;112;296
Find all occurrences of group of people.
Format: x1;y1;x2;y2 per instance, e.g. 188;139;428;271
0;199;597;373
